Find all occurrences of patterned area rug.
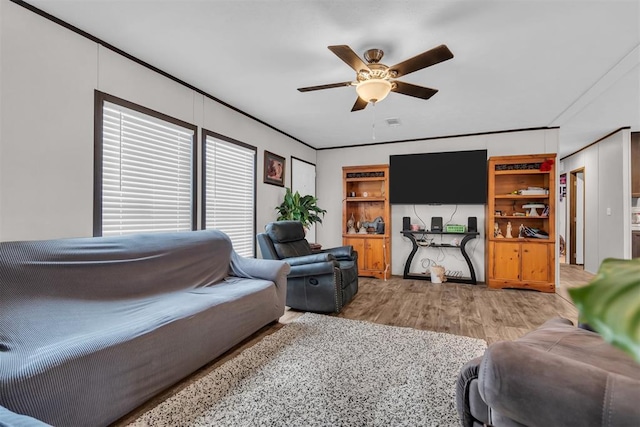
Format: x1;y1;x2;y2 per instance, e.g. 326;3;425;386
129;313;486;426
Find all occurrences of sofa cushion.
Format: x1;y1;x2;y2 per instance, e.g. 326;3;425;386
515;317;640;379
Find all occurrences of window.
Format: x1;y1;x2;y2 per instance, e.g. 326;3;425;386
94;91;196;236
203;130;256;257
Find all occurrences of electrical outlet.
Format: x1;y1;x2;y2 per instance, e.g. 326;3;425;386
606;207;612;216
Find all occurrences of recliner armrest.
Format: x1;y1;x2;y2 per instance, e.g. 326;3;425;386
285;252;336;266
322;245;356;261
479;341;640;426
289;261;338;278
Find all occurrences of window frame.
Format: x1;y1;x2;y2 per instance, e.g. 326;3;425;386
93;90;198;236
201;129;257;257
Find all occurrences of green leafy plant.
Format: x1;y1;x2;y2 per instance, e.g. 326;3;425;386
275;188;326;229
569;257;640;363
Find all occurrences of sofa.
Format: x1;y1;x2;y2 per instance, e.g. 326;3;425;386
456;317;640;426
257;221;358;313
0;230;290;426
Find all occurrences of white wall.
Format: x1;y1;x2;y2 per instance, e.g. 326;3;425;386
559;129;631;273
316;128;559;281
0;1;315;242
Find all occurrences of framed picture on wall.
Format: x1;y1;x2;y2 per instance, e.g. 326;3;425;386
264;151;286;187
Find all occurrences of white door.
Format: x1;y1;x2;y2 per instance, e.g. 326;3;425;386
291;157;317;243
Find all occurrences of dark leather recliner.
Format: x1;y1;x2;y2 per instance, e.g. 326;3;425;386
257;221;358;313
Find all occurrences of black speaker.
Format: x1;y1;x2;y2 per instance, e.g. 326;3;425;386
431;217;443;231
468;216;478;232
402;216;411;231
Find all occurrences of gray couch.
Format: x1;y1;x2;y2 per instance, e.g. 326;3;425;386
0;230;290;426
456;317;640;426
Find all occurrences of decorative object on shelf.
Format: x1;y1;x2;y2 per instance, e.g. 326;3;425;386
362;191;369;197
506;221;513;238
264;151;286;187
495;162;542;171
346;171;385;178
357;214;367;234
518;187;548;195
521;226;549;239
539;158;555;172
541;205;550;217
275;187;326;230
363;216;385;234
523;203;546;216
494;222;503;238
347;213;356;234
519;223;525;238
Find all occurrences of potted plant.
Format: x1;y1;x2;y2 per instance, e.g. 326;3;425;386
275;187;327;231
569;257;640;362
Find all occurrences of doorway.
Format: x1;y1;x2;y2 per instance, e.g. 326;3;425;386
569;168;585;265
291;157;317;243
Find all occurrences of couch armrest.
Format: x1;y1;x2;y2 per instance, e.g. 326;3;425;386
479;341;640;426
230;251;290;287
0;405;51;427
322;245;356;261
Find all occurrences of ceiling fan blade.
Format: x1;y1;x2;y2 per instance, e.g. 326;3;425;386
392;81;439;100
389;45;453;78
351;97;368;112
297;81;353;92
328;45;371;72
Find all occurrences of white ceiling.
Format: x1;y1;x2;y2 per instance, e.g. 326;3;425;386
25;0;640;156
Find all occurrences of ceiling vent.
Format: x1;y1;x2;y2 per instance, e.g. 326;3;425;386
385;118;402;127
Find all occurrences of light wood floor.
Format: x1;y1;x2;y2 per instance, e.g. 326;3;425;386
556;263;596;302
113;269;590;425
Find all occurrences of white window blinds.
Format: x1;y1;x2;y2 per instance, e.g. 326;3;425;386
101;101;194;236
205;134;256;257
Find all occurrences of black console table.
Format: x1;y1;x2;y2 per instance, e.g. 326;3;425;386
401;230;480;284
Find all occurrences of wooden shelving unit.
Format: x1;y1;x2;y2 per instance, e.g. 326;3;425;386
486;154;557;292
342;165;391;280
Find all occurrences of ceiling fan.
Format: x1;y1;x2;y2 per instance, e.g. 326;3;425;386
297;44;454;112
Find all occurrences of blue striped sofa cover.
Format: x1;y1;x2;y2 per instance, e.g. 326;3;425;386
0;230;289;426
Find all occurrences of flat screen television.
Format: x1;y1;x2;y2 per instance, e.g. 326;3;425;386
389;149;488;204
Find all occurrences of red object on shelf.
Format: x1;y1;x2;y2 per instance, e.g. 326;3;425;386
540;158;554;172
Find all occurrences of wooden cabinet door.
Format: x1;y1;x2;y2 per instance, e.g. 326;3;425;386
521;243;549;282
344;237;365;272
492;242;520;281
365;239;384;271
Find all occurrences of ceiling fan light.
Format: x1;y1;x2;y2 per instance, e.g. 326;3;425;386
356;79;392;103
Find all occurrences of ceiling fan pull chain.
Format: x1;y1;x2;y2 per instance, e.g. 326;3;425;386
372;101;376;140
